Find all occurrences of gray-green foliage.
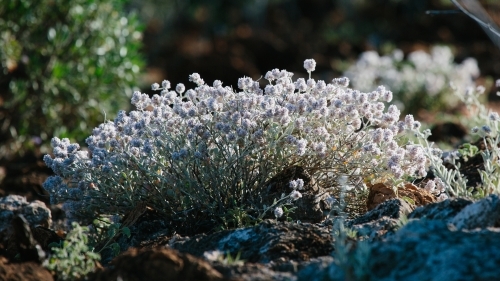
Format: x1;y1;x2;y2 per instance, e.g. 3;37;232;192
417;84;500;200
0;0;143;158
44;222;101;281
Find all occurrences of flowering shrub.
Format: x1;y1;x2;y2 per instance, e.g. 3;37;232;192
343;46;479;115
43;59;429;233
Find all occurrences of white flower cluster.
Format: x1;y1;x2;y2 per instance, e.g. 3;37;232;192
424;178;448;202
344;46;479;113
43;59;430;227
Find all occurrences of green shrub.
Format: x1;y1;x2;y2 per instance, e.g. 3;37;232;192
0;0;144;159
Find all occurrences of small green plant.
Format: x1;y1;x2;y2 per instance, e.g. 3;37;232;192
203;250;245;266
221;205;255;229
476;136;500;197
44;222;101;281
394;213;411;231
414;128;470;199
329;179;370;281
331;219;371;281
458;143;479;162
90;217;131;257
221;251;245;266
457;84;500;196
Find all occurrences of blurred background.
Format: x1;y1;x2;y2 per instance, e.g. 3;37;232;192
1;0;500;201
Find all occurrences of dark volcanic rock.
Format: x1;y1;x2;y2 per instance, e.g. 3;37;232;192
14;187;492;281
97;203;170;265
170;220;333;264
92;248;225;281
299;194;500;281
0;195;52;232
212;262;297;281
369;219;500;281
409;197;473;221
345;198;413;241
108;195;500;280
0;195;57;262
2;215;46;263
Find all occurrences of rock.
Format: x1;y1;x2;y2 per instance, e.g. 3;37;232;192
0;256;53;281
92;248;225;281
212;261;297;281
369;219;500;281
105;210;333;280
44;187;498;281
1;213;62;262
2;215;46;263
297;259;346;281
299;194;500;281
346;198;413;241
450;194;500;230
0;195;52;232
170;220;333;264
409;196;473;221
0;195;59;263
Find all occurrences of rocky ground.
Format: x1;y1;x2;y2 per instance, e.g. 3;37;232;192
1;131;500;281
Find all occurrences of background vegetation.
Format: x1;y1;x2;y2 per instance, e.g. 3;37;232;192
0;0;143;160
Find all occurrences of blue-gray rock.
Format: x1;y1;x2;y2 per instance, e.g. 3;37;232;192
0;195;52;232
299;195;500;281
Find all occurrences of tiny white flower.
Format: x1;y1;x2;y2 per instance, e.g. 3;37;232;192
274;207;284;218
476;85;485;95
424;180;436;193
176;83;185;94
303;59;316;72
290;190;302;200
437;193;449;202
203;250;223;262
162;80;171;89
296;179;304;190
